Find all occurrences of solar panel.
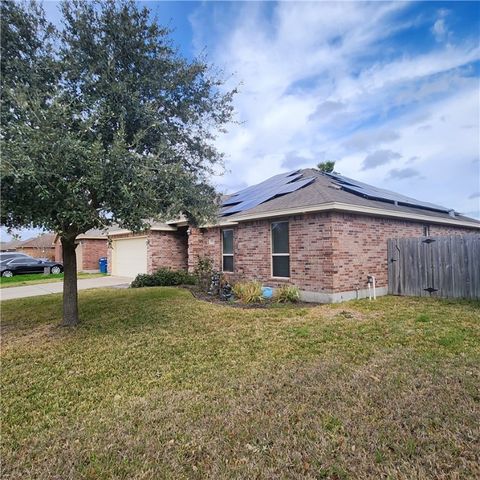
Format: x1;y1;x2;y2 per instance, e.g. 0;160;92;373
326;172;452;213
221;170;315;216
223;171;303;206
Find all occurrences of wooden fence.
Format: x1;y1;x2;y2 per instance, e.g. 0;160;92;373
387;235;480;300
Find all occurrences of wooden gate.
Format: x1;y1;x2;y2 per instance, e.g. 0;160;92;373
387;235;480;300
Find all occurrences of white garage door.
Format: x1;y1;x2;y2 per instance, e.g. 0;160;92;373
112;237;148;278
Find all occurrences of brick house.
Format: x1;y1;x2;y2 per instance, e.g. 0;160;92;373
18;233;56;260
54;229;108;272
107;169;480;301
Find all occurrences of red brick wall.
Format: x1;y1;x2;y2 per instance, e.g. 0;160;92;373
187;212;478;293
55;239;108;271
55;242;62;262
329;213;477;292
187;213;335;291
79;239;108;271
19;247;55;261
429;224;477;236
148;229;188;273
188;227;222;272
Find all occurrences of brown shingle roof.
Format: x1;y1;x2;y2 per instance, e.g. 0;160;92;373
0;238;25;251
222;169;480;226
21;233;56;248
77;229;108;239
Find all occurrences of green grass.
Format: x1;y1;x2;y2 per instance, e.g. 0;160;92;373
0;272;107;288
1;289;479;479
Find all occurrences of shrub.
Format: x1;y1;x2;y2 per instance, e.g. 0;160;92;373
232;281;263;304
131;269;196;288
194;256;214;292
274;285;300;303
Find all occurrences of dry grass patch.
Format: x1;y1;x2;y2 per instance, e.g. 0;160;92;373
1;288;479;479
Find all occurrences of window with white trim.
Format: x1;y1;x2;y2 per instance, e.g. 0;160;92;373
222;229;234;272
271;221;289;277
423;224;430;236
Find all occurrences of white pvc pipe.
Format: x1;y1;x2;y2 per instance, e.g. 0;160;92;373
367;275;376;301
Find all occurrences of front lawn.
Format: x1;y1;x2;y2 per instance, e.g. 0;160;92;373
1;288;479;479
0;272;107;288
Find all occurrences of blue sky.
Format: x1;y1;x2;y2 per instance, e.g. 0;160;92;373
3;1;479;240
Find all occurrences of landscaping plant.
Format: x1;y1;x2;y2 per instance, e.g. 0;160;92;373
232;280;264;304
130;269;196;288
274;285;301;303
194;256;215;292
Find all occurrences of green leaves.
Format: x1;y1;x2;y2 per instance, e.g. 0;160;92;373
1;0;235;235
317;161;337;174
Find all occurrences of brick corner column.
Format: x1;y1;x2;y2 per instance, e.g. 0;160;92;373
187;227;202;273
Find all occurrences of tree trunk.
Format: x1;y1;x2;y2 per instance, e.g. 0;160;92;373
61;236;79;326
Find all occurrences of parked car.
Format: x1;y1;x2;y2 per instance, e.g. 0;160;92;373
0;256;63;277
0;252;29;261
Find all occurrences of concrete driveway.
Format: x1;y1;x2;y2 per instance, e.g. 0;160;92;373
0;276;133;301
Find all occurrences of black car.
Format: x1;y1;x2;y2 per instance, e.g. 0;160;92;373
0;252;29;261
0;256;63;277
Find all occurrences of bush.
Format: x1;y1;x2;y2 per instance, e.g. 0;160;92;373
232;281;263;304
194;256;214;292
131;269;196;288
274;285;300;303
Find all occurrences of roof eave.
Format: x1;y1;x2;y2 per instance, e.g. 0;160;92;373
108;225;178;237
228;202;480;229
77;235;108;240
199;220;239;228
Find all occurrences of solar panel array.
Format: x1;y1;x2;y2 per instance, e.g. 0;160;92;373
326;172;452;213
221;170;315;216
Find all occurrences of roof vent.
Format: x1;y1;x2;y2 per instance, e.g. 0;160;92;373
448;209;456;217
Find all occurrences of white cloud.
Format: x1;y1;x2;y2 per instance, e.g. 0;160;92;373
432;18;447;41
190;2;479;218
431;9;451;42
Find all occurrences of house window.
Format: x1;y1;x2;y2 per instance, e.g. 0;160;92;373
271;221;289;277
222;229;234;272
423;224;430;236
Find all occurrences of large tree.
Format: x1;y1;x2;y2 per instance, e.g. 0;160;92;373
1;0;235;326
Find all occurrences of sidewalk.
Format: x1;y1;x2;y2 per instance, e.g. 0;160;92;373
0;276;132;301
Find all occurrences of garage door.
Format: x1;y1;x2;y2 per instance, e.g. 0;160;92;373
112;237;148;277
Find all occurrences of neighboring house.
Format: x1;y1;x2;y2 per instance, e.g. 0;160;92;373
54;229;108;272
0;238;24;252
107;169;480;302
108;224;188;278
18;233;56;260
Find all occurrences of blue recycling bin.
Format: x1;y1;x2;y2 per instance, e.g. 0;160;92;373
99;257;108;273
